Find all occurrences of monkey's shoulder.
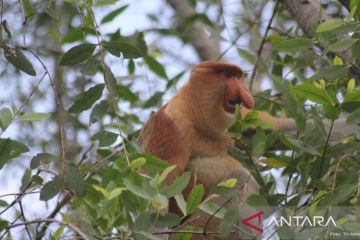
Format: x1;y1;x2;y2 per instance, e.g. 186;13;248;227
139;107;187;160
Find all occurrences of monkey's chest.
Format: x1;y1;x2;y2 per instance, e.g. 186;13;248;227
186;155;244;187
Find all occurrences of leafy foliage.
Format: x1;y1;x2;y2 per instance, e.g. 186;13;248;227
0;0;359;239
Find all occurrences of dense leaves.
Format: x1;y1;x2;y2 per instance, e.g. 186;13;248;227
0;0;360;239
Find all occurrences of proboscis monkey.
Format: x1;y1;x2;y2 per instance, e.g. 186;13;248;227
139;61;355;239
139;61;280;203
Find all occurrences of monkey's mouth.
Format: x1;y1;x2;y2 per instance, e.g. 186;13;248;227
224;99;242;113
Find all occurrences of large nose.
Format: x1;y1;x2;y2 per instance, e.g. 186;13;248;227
238;83;254;109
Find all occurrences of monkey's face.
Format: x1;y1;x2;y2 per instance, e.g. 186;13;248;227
221;70;254;114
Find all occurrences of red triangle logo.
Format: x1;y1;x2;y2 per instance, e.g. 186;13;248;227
241;210;264;233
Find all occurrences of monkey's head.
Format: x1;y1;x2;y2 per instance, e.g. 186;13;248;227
185;61;254;133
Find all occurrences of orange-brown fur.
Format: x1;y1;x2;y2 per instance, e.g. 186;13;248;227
139;61;304;239
139;61;258;205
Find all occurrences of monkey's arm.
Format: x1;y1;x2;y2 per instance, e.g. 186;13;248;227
242;109;354;144
139;108;190;184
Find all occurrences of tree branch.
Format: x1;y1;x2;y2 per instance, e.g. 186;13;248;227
166;0;221;60
280;0;360;80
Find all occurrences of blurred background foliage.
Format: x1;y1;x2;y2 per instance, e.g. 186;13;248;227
0;0;360;239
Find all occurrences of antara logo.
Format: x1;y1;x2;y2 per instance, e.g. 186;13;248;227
269;216;337;227
242;211;264;233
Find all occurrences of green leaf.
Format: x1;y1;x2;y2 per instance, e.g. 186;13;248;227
161;172;191;197
103;64;118;99
260;157;288;168
124;178;152;200
109;187;125;200
185;13;213;27
0;139;11;169
316;20;343;33
117;84;139;104
90;100;109;124
145;56;168;79
0;139;29;166
130;157;146;169
102;32;147;59
92;185;109;199
151;193;168;210
20;169;31;191
80;58;100;76
61;28;83;44
40;176;64;201
20;0;35;20
174;194;187;216
103;41;143;58
65;165;85;196
273;38;313;53
342;90;360;112
247;194;269;206
0;200;8;207
101;5;129;23
4;139;29;158
4;47;36;76
319;184;355;205
186;185;204;215
154;213;181;228
18;112;51;121
346;107;360;124
200;202;227;218
94;0;118;6
284;86;305;134
0;220;9;230
352;34;360;60
293;82;335;106
140;153;169;171
158;165;176;184
220;207;239;237
347;78;356;92
59;43;97;66
91;131;118;147
0;108;13;129
30;153;58;169
252;127;266;157
61;27;96;44
237;48;256;64
68;84;104;113
308;65;348;81
280;134;318;155
52;226;65;240
128;59;135;74
328;39;358;52
143;91;163;108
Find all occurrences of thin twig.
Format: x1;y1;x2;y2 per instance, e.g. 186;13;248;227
7;218;89;240
202;197;232;237
331;154;355;192
0;170;40;216
284;150;295;203
21;47;67;175
35;150;121;239
0;190;40;199
318;120;334;178
18;200;32;240
0;72;46;137
249;0;280;91
0;0;3;22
